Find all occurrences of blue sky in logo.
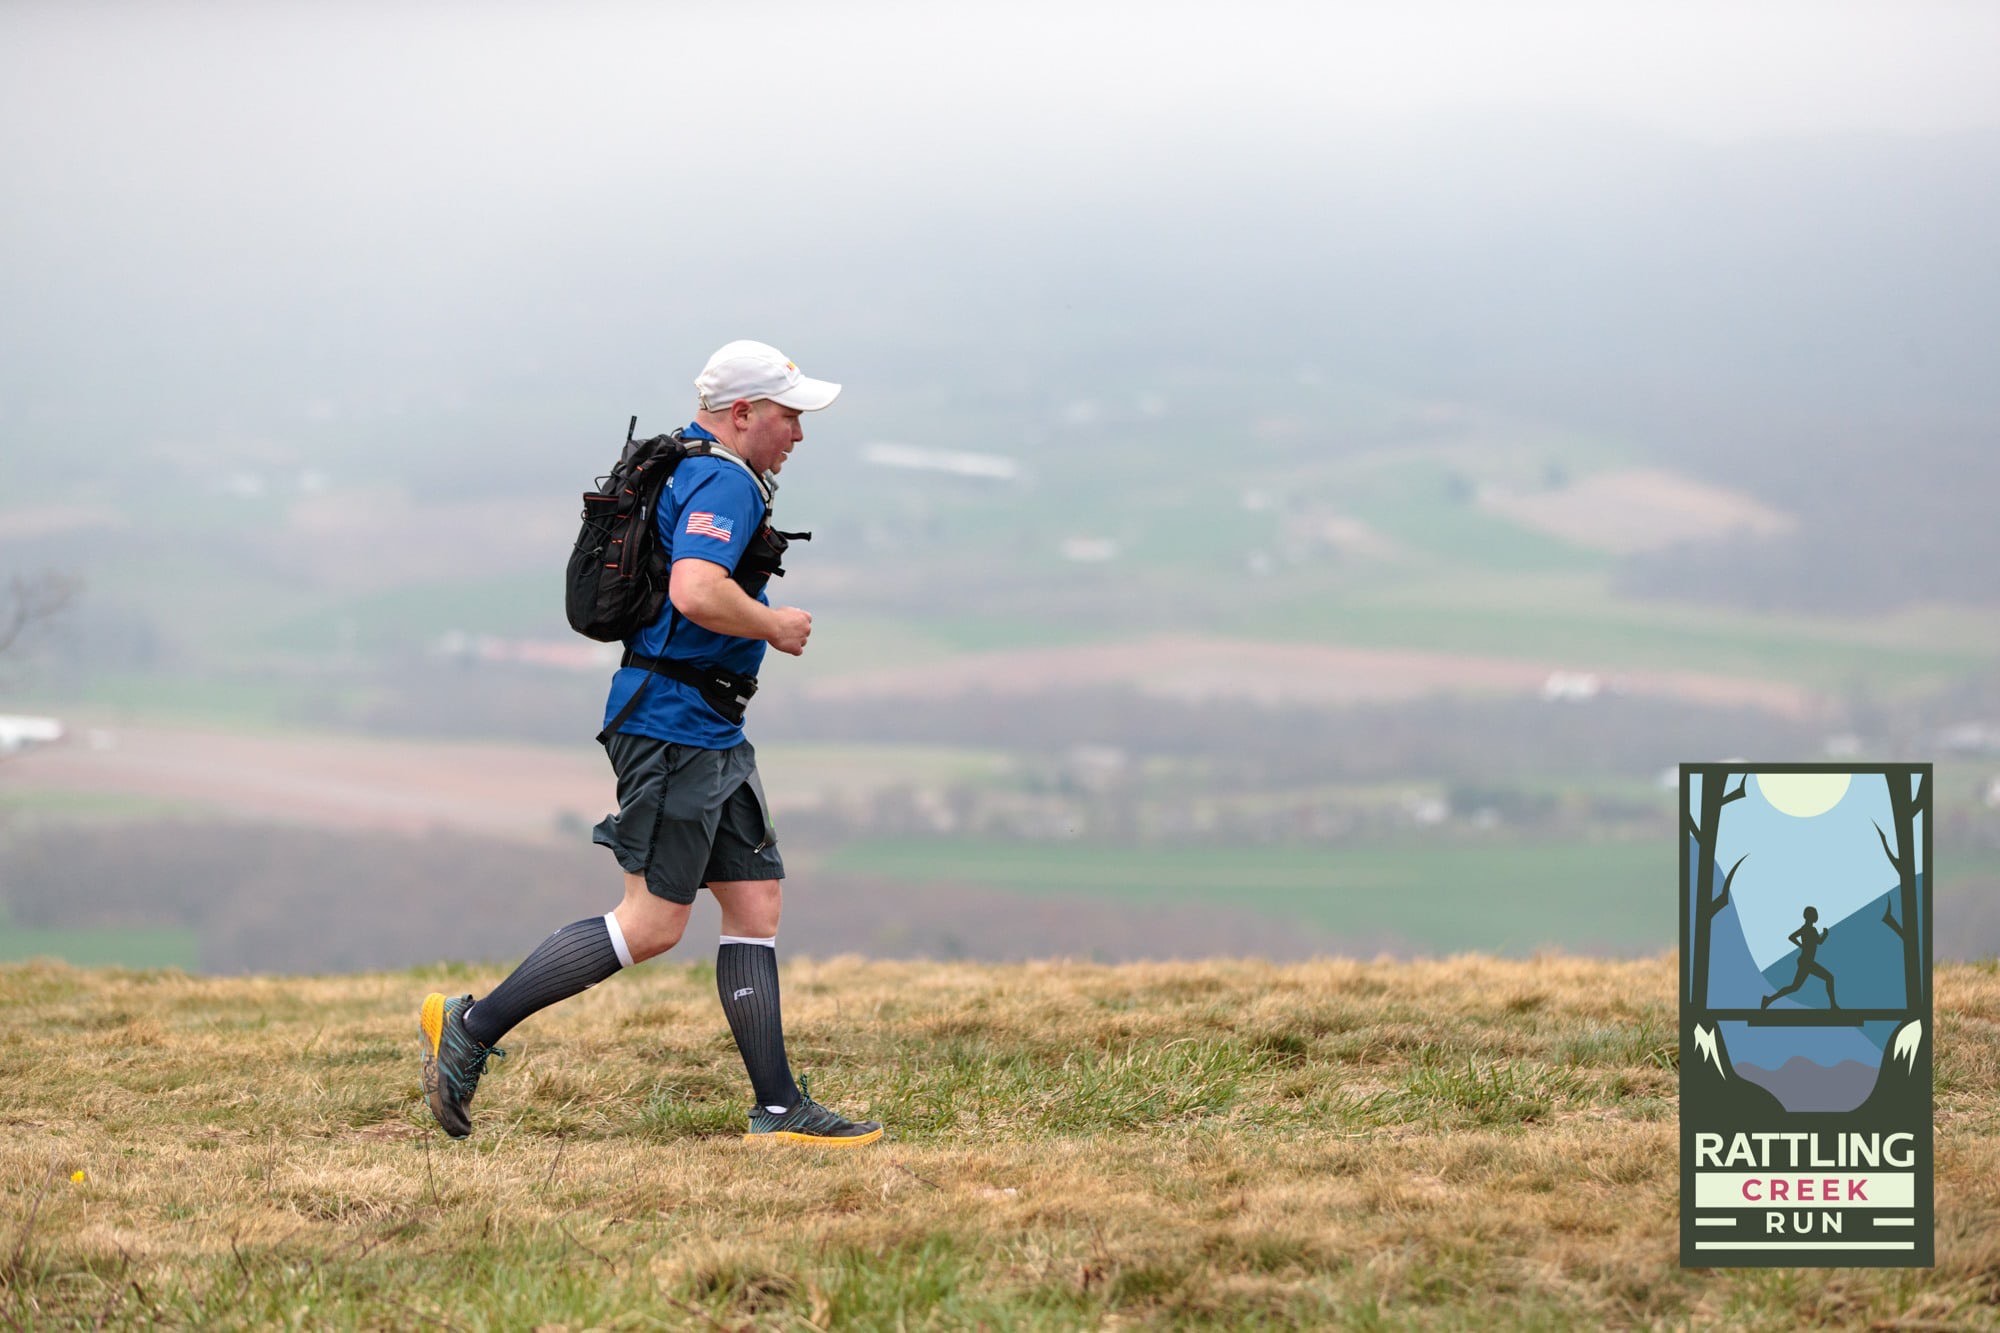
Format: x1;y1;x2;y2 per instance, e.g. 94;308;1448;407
1689;771;1924;970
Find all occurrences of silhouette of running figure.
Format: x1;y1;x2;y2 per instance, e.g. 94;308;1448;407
1762;906;1838;1009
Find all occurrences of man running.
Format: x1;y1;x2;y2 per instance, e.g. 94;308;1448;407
1762;905;1838;1010
419;340;881;1146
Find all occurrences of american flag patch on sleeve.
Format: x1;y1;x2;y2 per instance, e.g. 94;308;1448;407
685;511;735;543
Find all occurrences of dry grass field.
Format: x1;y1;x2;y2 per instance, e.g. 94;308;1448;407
4;954;2000;1330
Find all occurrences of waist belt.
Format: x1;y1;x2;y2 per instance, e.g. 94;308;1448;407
597;650;760;742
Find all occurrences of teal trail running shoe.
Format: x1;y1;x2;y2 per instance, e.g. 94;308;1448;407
744;1077;883;1147
419;992;505;1139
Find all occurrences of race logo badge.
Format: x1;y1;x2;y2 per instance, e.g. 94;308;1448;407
1680;764;1933;1267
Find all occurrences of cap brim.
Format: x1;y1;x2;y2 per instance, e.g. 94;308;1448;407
770;376;841;411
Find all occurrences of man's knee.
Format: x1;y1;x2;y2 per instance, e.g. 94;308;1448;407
623;904;688;962
616;874;692;962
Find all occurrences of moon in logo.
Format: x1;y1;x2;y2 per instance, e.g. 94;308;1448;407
1755;772;1851;818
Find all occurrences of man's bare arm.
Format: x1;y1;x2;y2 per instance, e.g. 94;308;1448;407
668;558;812;655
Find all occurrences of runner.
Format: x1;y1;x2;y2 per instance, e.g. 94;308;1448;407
418;340;881;1146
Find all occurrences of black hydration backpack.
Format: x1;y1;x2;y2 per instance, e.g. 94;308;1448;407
566;417;810;643
565;418;696;643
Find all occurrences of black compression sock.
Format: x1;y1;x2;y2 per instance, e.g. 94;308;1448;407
464;914;630;1045
717;938;800;1109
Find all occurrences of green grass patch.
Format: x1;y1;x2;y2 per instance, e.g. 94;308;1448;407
0;925;200;969
109;547;312;660
1226;577;1995;688
1945;849;2000;892
1115;491;1279;575
22;672;335;731
0;789;211;823
787;615;963;675
261;569;562;655
757;741;1014;792
874;1035;1256;1136
824;836;1668;954
1343;455;1612;574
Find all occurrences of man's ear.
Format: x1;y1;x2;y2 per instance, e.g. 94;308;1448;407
730;399;757;431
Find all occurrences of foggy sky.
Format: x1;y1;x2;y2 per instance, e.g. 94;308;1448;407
3;2;1998;476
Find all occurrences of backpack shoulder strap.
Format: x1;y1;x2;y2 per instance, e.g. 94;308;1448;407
679;439;774;507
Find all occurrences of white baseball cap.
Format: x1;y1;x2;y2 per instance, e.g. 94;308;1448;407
695;340;842;412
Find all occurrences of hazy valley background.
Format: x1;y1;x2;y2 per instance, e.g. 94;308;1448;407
4;1;1998;972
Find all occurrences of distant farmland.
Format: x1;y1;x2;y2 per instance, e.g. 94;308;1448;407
826;836;1668;956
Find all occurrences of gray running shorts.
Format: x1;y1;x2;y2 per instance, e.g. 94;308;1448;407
591;734;784;904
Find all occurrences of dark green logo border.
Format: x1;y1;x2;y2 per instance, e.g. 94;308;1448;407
1679;763;1933;1268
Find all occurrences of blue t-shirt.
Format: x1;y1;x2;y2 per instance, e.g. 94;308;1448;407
601;423;771;748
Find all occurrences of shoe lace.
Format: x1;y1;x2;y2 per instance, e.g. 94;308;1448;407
791;1076;838;1122
787;1084;866;1134
447;1041;505;1098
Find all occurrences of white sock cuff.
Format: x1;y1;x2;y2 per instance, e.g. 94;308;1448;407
603;912;635;969
718;934;776;949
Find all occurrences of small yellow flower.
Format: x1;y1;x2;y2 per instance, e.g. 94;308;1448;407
71;1170;86;1183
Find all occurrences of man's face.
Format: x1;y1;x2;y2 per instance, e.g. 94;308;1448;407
735;399;805;474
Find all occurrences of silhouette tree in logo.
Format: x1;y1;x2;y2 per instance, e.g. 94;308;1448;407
1686;769;1748;1010
1874;769;1928;1010
1761;906;1838;1010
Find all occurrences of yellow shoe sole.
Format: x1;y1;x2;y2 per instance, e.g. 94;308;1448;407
420;992;446;1057
744;1127;884;1148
